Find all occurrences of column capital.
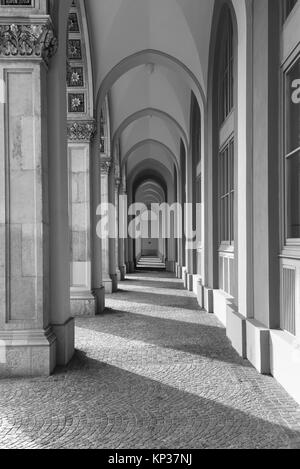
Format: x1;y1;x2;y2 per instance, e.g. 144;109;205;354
100;157;111;176
119;183;127;195
0;18;57;64
67;120;96;143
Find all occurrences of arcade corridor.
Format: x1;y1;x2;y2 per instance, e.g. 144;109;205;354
0;270;299;449
1;0;300;450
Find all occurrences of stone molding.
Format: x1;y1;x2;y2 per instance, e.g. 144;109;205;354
100;157;111;176
67;120;96;143
0;20;57;63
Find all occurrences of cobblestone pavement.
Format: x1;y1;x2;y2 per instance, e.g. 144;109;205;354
1;271;300;449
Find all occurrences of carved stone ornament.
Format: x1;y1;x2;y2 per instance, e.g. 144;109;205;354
67;120;96;142
0;22;57;63
100;158;111;176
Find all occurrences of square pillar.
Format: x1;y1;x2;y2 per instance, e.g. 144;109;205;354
67;122;97;317
0;19;58;375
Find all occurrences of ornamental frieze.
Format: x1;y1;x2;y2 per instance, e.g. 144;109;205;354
0;22;57;62
67;120;96;142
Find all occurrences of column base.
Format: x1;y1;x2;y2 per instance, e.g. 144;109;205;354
191;274;200;295
119;265;126;280
111;273;118;292
128;261;135;273
52;318;75;367
70;290;96;317
94;286;105;314
166;260;176;273
116;269;121;282
186;273;194;291
182;267;187;288
270;330;300;405
197;279;204;308
103;277;113;294
226;303;246;358
246;319;270;374
0;328;56;377
203;286;214;313
212;289;229;325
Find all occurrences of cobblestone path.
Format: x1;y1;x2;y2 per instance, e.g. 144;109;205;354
0;271;300;449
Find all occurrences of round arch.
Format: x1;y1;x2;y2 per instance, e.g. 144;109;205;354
122;139;180;175
113;108;189;154
95;50;206;125
137;179;165;197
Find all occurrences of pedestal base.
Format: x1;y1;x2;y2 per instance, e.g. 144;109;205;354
111;273;118;292
213;289;231;325
119;265;126;280
197;279;204;308
116;269;121;282
182;267;187;288
203;286;214;314
246;319;270;374
70;291;96;317
94;286;105;314
52;318;74;366
128;261;135;273
270;330;300;405
166;260;176;273
187;273;194;292
0;328;56;377
103;278;113;294
227;303;247;358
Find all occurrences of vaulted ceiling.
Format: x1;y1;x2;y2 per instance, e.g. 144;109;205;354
83;0;215;192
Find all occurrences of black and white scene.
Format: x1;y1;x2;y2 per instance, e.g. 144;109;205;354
0;0;300;453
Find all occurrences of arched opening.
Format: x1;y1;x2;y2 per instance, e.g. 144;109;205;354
134;178;166;267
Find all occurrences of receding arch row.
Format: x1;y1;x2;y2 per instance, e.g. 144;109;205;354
136;187;166;204
112;108;189;154
96;49;207;125
137;180;165;198
122;139;180;175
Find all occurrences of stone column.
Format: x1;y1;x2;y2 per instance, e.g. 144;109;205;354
67;121;96;316
165;182;177;273
127;189;135;273
185;149;197;291
91;132;105;314
119;186;127;280
100;157;114;293
0;18;59;376
114;177;121;281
